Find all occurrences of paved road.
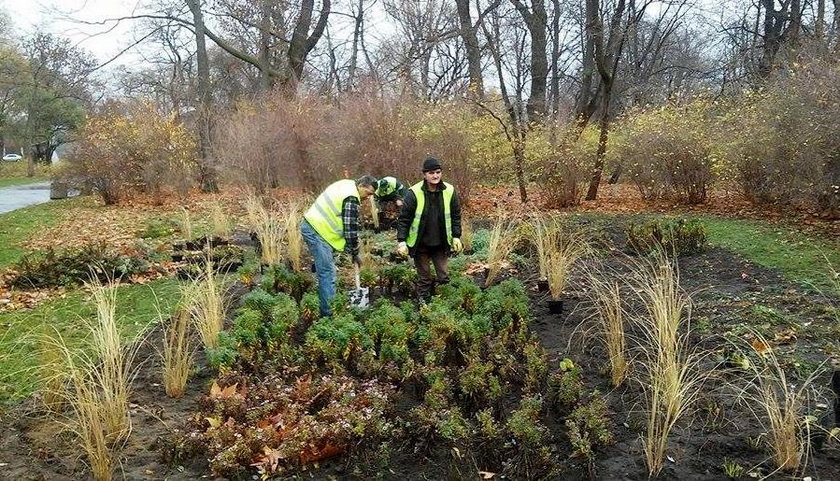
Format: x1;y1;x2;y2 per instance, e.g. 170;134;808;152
0;182;53;214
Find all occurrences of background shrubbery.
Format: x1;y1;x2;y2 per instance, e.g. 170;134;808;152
60;60;840;217
64;101;197;204
721;61;840;215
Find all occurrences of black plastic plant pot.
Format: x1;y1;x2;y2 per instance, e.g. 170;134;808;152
210;236;230;248
537;279;549;292
547;299;564;314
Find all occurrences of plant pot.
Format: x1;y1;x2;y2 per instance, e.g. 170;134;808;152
220;261;243;273
537;279;549;292
210;236;229;248
547;299;564;314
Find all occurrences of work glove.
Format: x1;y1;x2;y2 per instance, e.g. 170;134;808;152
352;253;362;267
397;242;409;258
451;238;463;254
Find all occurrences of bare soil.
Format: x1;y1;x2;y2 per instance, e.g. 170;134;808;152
1;220;839;481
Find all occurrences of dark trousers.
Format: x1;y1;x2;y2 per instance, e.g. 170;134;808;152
414;245;449;301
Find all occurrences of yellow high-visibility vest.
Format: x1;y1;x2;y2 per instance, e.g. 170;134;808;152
406;181;454;248
303;179;360;251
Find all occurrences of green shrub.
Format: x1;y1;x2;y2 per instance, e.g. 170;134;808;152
626;218;707;257
364;303;412;364
260;264;313;301
305;313;373;368
206;331;239;371
506;396;548;446
267;293;299;345
300;292;320;323
476;279;530;330
379;263;417;294
524;341;548;393
548;364;585;411
240;288;276;317
471;228;490;257
138;217;177;239
565;395;613;459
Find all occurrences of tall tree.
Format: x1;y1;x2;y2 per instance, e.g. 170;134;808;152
582;0;633;200
455;0;485;99
510;0;548;122
186;0;216;191
20;33;95;174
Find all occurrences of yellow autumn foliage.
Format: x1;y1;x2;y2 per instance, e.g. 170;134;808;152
66;101;197;204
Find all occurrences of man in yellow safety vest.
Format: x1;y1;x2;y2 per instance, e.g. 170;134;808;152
396;157;463;302
301;175;378;317
374;176;407;208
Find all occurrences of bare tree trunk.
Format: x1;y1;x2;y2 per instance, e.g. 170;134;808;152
511;0;548;122
348;0;364;88
186;0;216;192
759;0;786;77
455;0;485;100
789;0;802;46
816;0;826;39
575;0;598;129
584;0;628;200
482;13;527;202
288;0;331;91
586;84;612;200
549;0;561;134
258;0;273;90
834;0;840;52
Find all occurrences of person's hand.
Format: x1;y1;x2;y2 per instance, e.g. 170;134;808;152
396;199;404;207
397;242;409;258
451;238;463;253
352;253;362;267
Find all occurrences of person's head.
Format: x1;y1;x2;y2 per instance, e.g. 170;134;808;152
422;157;443;186
356;175;378;199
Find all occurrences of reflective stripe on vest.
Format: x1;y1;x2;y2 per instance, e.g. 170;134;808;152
406;181;454;248
303;179;360;251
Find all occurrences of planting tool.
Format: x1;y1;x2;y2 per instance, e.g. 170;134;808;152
348;264;370;309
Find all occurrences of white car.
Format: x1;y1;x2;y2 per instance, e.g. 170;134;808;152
2;153;22;162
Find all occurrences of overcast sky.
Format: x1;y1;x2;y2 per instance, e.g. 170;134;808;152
2;0;138;63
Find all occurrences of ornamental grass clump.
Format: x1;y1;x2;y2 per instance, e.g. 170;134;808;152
185;260;231;350
161;309;195;398
544;230;590;301
484;217;519;287
281;201;305;272
631;253;706;477
735;332;822;473
245;195;283;265
587;273;627;387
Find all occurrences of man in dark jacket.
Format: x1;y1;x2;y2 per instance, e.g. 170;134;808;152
396;157;463;302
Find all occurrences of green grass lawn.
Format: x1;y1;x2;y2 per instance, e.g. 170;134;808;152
0;195;185;403
0;197;91;268
0;277;183;403
0;162;50;188
570;212;840;292
0;176;49;188
699;216;840;292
